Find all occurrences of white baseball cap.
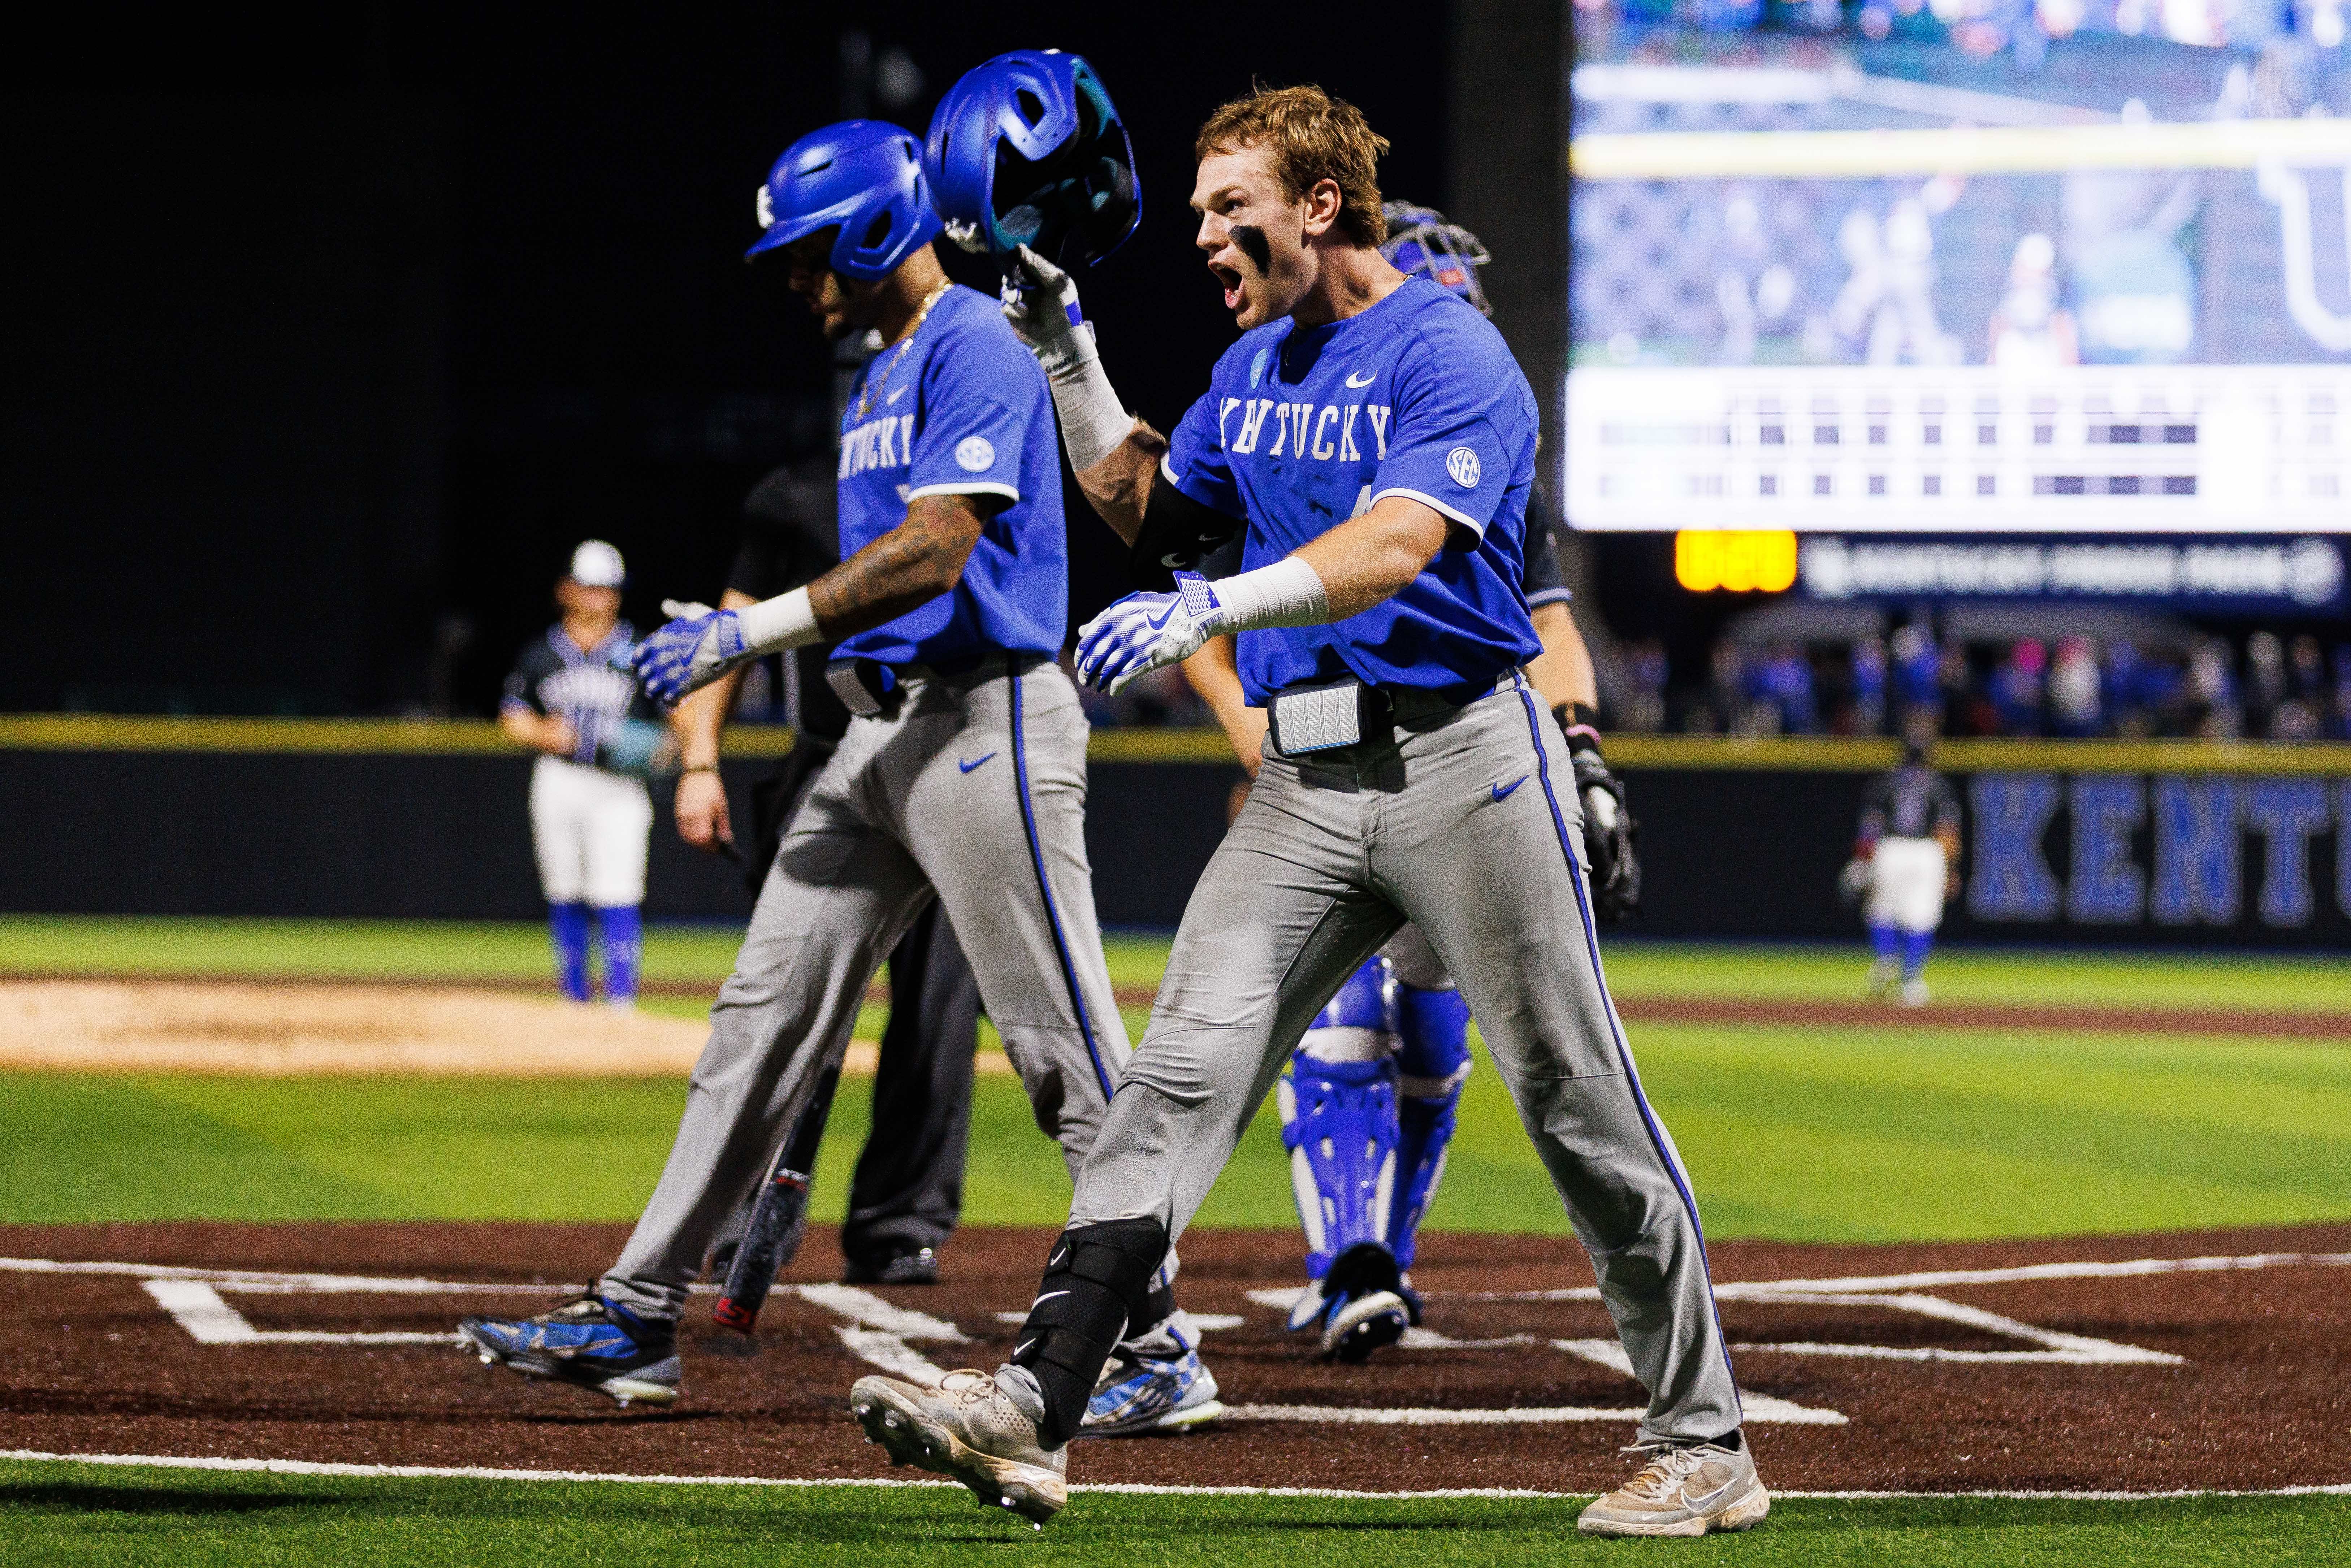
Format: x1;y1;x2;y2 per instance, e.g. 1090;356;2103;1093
569;540;626;588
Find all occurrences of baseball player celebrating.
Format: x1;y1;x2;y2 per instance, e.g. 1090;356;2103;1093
1176;199;1643;1364
498;540;672;1007
1845;728;1962;1006
852;85;1766;1537
458;116;1218;1437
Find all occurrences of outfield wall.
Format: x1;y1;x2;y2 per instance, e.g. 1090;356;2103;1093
2;718;2347;948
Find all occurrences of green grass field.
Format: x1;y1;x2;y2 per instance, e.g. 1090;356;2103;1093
4;1459;2345;1568
5;916;2350;1563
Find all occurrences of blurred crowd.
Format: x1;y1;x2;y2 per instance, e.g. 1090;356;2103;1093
1659;628;2351;742
1065;630;2351;744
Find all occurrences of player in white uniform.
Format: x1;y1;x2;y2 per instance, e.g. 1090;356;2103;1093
499;541;673;1006
1844;736;1962;1006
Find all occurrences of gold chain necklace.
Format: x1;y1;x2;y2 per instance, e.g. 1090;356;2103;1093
856;279;954;420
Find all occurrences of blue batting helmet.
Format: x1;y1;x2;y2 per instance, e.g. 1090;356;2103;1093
747;120;941;281
1381;202;1492;314
925;49;1139;267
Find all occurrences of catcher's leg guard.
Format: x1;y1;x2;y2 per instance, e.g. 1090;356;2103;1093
1277;958;1402;1329
1008;1218;1169;1447
1389;982;1471;1274
549;902;591;1002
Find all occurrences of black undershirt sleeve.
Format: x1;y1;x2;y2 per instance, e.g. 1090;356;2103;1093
1126;466;1248;592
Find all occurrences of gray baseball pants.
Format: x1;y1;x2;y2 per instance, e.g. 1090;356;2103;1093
1063;672;1742;1444
601;658;1139;1321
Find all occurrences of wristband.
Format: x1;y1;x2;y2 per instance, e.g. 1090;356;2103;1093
1553;701;1605;757
736;586;820;657
1203;558;1329;633
1048;342;1137;474
679;762;720;776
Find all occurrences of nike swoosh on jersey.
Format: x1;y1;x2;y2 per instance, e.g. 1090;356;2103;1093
1345;369;1377;387
958;753;998;774
1491;776;1527;802
887;385;910;404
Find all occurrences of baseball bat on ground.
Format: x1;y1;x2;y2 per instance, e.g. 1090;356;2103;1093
713;1060;843;1333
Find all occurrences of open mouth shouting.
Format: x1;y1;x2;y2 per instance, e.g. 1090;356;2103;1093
1209;258;1244;315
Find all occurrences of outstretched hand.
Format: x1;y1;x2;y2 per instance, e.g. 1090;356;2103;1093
633;599;750;705
1073;574;1227;696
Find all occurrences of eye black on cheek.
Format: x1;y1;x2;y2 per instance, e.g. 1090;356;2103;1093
1231;225;1272;274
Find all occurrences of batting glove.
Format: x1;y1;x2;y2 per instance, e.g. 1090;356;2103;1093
998;245;1093;374
633;599;750;705
1556;703;1642;922
1001;245;1133;473
1074;572;1227;696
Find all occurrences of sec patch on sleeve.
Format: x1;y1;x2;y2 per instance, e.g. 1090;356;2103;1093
1446;446;1482;488
955;436;996;472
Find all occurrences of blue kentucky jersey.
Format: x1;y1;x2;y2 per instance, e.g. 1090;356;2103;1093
833;285;1067;667
1165;276;1541;706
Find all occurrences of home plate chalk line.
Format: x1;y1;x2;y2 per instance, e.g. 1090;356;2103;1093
12;1248;2351;1434
2;1451;2347;1503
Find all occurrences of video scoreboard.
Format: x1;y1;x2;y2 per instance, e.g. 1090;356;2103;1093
1563;26;2351;534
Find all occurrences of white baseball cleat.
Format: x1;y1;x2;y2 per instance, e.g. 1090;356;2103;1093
1866;956;1899;999
850;1369;1067;1526
1576;1436;1770;1538
1899;978;1930;1008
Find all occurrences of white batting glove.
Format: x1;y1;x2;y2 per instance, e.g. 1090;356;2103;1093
1001;245;1134;472
633;599;750;704
998;245;1094;375
1074;573;1229;696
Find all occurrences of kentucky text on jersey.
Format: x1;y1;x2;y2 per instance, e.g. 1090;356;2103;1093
1165;277;1542;706
831;286;1067;668
505;625;647;731
839;414;917;480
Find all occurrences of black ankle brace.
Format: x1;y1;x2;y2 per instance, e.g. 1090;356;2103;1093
1008;1218;1169;1445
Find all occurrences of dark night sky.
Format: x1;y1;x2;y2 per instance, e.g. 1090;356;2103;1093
7;4;1455;716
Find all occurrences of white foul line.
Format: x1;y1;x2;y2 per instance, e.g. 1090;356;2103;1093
4;1450;2347;1502
1439;1251;2351;1304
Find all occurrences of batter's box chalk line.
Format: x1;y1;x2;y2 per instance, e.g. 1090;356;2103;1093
3;1450;2348;1503
14;1249;2351;1430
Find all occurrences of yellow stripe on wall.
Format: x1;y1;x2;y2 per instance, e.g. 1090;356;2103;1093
3;715;2347;775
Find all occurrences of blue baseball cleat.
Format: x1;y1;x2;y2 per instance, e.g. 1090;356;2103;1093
1076;1320;1224;1438
455;1294;680;1408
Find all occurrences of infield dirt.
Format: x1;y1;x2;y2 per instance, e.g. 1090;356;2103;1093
5;1221;2347;1495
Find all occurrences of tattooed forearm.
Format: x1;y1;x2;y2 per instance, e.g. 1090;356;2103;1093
806;493;988;638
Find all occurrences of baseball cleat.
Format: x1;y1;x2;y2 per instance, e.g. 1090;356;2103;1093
455;1294;680;1408
1576;1435;1770;1538
1290;1242;1410;1361
850;1370;1066;1525
1322;1289;1410;1363
844;1246;940;1286
1865;956;1898;999
1078;1339;1223;1437
1899;978;1930;1008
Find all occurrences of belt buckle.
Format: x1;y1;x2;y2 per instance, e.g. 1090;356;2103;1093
1269;680;1365;757
824;658;900;718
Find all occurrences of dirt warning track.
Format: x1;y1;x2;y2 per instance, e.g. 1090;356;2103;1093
4;1222;2347;1496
